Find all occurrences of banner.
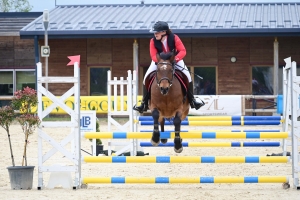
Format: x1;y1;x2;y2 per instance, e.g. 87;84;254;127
31;95;241;115
32;96;142;114
188;95;242;116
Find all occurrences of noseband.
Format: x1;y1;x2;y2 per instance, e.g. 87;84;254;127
156;61;175;86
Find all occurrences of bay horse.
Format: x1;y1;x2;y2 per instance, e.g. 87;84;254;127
149;52;190;153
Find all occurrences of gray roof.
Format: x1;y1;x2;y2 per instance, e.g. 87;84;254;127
20;3;300;39
0;12;42;36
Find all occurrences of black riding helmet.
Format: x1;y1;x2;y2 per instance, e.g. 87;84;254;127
149;21;169;33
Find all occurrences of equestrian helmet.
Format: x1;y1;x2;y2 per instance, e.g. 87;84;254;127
149;21;169;33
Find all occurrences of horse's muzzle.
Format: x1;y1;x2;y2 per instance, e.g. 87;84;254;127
160;87;169;95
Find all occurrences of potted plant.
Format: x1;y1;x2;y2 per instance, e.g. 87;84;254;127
0;86;40;190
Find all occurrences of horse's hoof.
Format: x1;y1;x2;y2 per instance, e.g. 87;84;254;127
151;139;160;146
161;139;168;144
174;147;183;153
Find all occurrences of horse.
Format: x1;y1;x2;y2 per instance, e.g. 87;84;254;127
149;52;190;153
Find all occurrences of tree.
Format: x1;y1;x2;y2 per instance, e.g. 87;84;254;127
0;0;32;12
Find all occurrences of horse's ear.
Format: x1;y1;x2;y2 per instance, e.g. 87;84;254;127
156;53;161;61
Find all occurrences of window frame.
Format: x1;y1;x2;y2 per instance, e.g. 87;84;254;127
15;69;36;92
189;65;218;95
88;66;112;96
0;69;36;96
251;65;274;95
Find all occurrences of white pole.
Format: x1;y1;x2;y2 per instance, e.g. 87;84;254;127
291;61;299;189
37;62;43;189
107;70;112;156
74;62;81;188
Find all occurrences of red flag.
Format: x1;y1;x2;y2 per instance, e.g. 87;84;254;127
67;55;80;67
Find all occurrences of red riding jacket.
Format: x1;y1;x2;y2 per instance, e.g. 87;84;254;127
150;34;186;63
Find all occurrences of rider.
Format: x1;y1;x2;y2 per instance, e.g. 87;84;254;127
133;21;204;113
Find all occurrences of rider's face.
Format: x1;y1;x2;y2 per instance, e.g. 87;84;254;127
154;31;166;40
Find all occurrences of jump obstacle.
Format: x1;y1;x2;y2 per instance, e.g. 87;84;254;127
82;176;288;184
139;120;281;126
81;61;299;188
138;116;282;148
36;58;300;189
83;156;289;163
137;116;283;121
137;115;283;126
37;61;81;189
139;141;281;147
83;131;289;139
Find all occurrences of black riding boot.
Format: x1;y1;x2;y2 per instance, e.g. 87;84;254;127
187;82;205;110
133;86;149;113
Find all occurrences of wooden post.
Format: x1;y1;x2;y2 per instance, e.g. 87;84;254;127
273;37;279;96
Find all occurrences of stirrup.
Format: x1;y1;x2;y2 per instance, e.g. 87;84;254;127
133;104;144;113
190;99;205;110
133;102;148;113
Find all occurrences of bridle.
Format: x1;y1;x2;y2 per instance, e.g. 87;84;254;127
155;61;175;87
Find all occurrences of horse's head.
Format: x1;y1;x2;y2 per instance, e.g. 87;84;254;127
155;52;175;95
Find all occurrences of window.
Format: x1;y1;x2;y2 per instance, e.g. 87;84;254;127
191;66;216;95
0;70;36;96
252;66;273;95
0;69;35;106
16;71;36;91
89;67;110;95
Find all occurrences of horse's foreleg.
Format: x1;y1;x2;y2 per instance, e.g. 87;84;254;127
173;113;183;153
151;108;160;146
160;118;168;144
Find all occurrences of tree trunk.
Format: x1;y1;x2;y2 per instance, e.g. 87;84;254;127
22;130;29;166
6;127;15;166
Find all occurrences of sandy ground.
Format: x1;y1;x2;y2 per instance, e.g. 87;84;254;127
0;118;299;200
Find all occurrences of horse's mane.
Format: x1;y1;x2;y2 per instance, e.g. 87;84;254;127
159;52;173;61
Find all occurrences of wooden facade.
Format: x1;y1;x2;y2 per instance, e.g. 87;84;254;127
0;36;35;69
36;36;300;96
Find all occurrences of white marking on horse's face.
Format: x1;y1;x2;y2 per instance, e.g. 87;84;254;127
160;64;167;70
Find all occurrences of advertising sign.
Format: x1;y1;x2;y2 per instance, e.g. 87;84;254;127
188;95;242;116
30;95;241;116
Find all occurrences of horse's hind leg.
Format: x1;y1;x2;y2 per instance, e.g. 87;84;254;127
173;113;183;153
151;108;160;146
160;118;168;144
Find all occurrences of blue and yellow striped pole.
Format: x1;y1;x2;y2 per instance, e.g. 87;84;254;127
140;129;281;132
139;120;281;126
83;156;289;163
82;176;288;184
139;141;281;147
138;116;282;121
83;131;289;139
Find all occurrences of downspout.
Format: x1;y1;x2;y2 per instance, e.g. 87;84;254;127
273;37;279;97
34;35;40;90
133;39;139;94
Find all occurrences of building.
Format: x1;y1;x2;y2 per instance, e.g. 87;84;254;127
0;12;42;106
2;3;300;108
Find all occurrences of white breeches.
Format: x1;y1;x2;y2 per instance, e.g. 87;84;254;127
143;60;192;84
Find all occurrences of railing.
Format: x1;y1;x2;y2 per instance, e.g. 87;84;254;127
243;95;277;115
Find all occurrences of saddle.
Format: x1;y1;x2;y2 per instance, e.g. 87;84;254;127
145;70;189;100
